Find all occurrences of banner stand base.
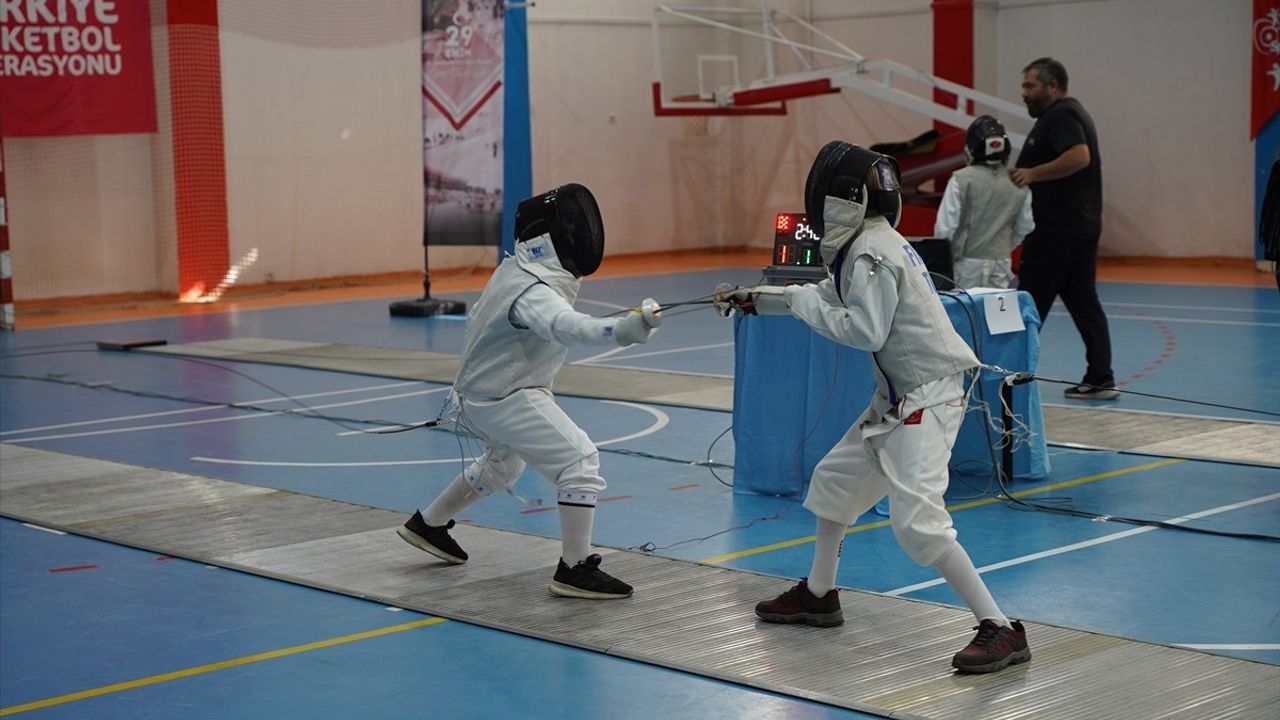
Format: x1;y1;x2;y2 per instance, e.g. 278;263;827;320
389;297;467;317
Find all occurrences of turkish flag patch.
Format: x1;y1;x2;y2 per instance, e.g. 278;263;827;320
903;409;924;425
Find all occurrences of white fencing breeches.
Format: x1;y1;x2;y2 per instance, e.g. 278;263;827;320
802;377;968;567
954;257;1014;290
456;388;605;505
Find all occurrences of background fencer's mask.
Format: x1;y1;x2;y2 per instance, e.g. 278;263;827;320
514;183;605;278
804;141;902;266
964;115;1011;166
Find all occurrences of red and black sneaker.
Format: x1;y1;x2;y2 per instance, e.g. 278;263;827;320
754;579;843;627
951;619;1030;673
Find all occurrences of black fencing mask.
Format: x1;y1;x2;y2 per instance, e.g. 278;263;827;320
515;183;605;278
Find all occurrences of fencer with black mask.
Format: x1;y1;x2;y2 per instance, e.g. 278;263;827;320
719;143;1030;673
934;115;1034;289
397;183;660;600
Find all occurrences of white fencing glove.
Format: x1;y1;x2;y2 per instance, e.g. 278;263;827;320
612;298;662;346
713;284;789;316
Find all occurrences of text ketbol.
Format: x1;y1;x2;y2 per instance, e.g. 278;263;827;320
0;0;125;77
0;0;156;136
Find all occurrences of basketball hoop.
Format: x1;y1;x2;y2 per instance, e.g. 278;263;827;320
681;114;710;138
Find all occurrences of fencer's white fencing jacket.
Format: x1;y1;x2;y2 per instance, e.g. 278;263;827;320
934;164;1034;261
784;216;979;404
452;242;581;400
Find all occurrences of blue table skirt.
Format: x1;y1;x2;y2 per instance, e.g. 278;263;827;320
731;291;1049;498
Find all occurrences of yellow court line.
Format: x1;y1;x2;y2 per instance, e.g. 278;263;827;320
699;457;1184;565
0;617;447;717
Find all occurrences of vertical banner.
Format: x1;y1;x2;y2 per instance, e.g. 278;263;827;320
422;0;505;247
0;0;156;136
1256;1;1280;262
0;142;11;329
1253;1;1280;139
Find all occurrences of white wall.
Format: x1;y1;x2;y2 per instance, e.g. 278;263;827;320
217;0;427;285
4;0;173;301
1;0;1256;301
530;0;1253;258
527;0;936;254
996;0;1251;257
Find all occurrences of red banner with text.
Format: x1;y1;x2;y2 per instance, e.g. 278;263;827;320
0;0;157;137
1253;1;1280;138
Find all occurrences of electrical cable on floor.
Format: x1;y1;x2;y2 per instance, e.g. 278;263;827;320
940;283;1280;544
0;348;443;434
0;347;732;471
5;288;1277;545
628;500;798;554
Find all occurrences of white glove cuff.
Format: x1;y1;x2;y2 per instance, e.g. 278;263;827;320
752;285;790;315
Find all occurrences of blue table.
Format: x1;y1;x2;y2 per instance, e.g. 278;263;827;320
732;290;1049;497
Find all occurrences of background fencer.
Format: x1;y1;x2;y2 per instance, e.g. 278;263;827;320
719;142;1030;674
397;183;661;600
933;115;1034;290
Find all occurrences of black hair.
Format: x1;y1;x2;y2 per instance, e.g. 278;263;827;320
1023;57;1068;92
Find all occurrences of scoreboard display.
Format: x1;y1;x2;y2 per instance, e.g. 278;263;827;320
772;212;823;267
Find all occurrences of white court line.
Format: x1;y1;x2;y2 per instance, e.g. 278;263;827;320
595;401;670;444
193;401;670;467
1;380;424;436
191;457;462;467
22;523;66;535
1105;301;1280;315
1107;313;1279;328
576;345;628;364
574;341;734;366
584;342;734;363
7;387;450;443
885;492;1280;597
576;298;630;310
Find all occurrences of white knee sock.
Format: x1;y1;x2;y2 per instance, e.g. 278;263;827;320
806;517;846;597
933;544;1010;628
558;503;595;566
422;472;482;527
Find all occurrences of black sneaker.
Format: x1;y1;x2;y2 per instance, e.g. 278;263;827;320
754;579;843;627
396;511;468;564
1063;381;1119;400
951;619;1031;673
549;554;633;599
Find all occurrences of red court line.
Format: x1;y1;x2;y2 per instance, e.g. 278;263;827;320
49;565;98;573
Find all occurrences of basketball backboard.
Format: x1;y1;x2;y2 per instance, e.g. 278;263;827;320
651;2;1027;147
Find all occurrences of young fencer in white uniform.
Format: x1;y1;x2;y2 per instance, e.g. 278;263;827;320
397;183;660;600
720;142;1030;673
933;115;1034;289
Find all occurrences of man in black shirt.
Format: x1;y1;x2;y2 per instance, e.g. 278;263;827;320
1011;57;1118;400
1261;158;1280;292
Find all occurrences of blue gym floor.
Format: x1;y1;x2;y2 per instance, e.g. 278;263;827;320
2;267;1277;719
